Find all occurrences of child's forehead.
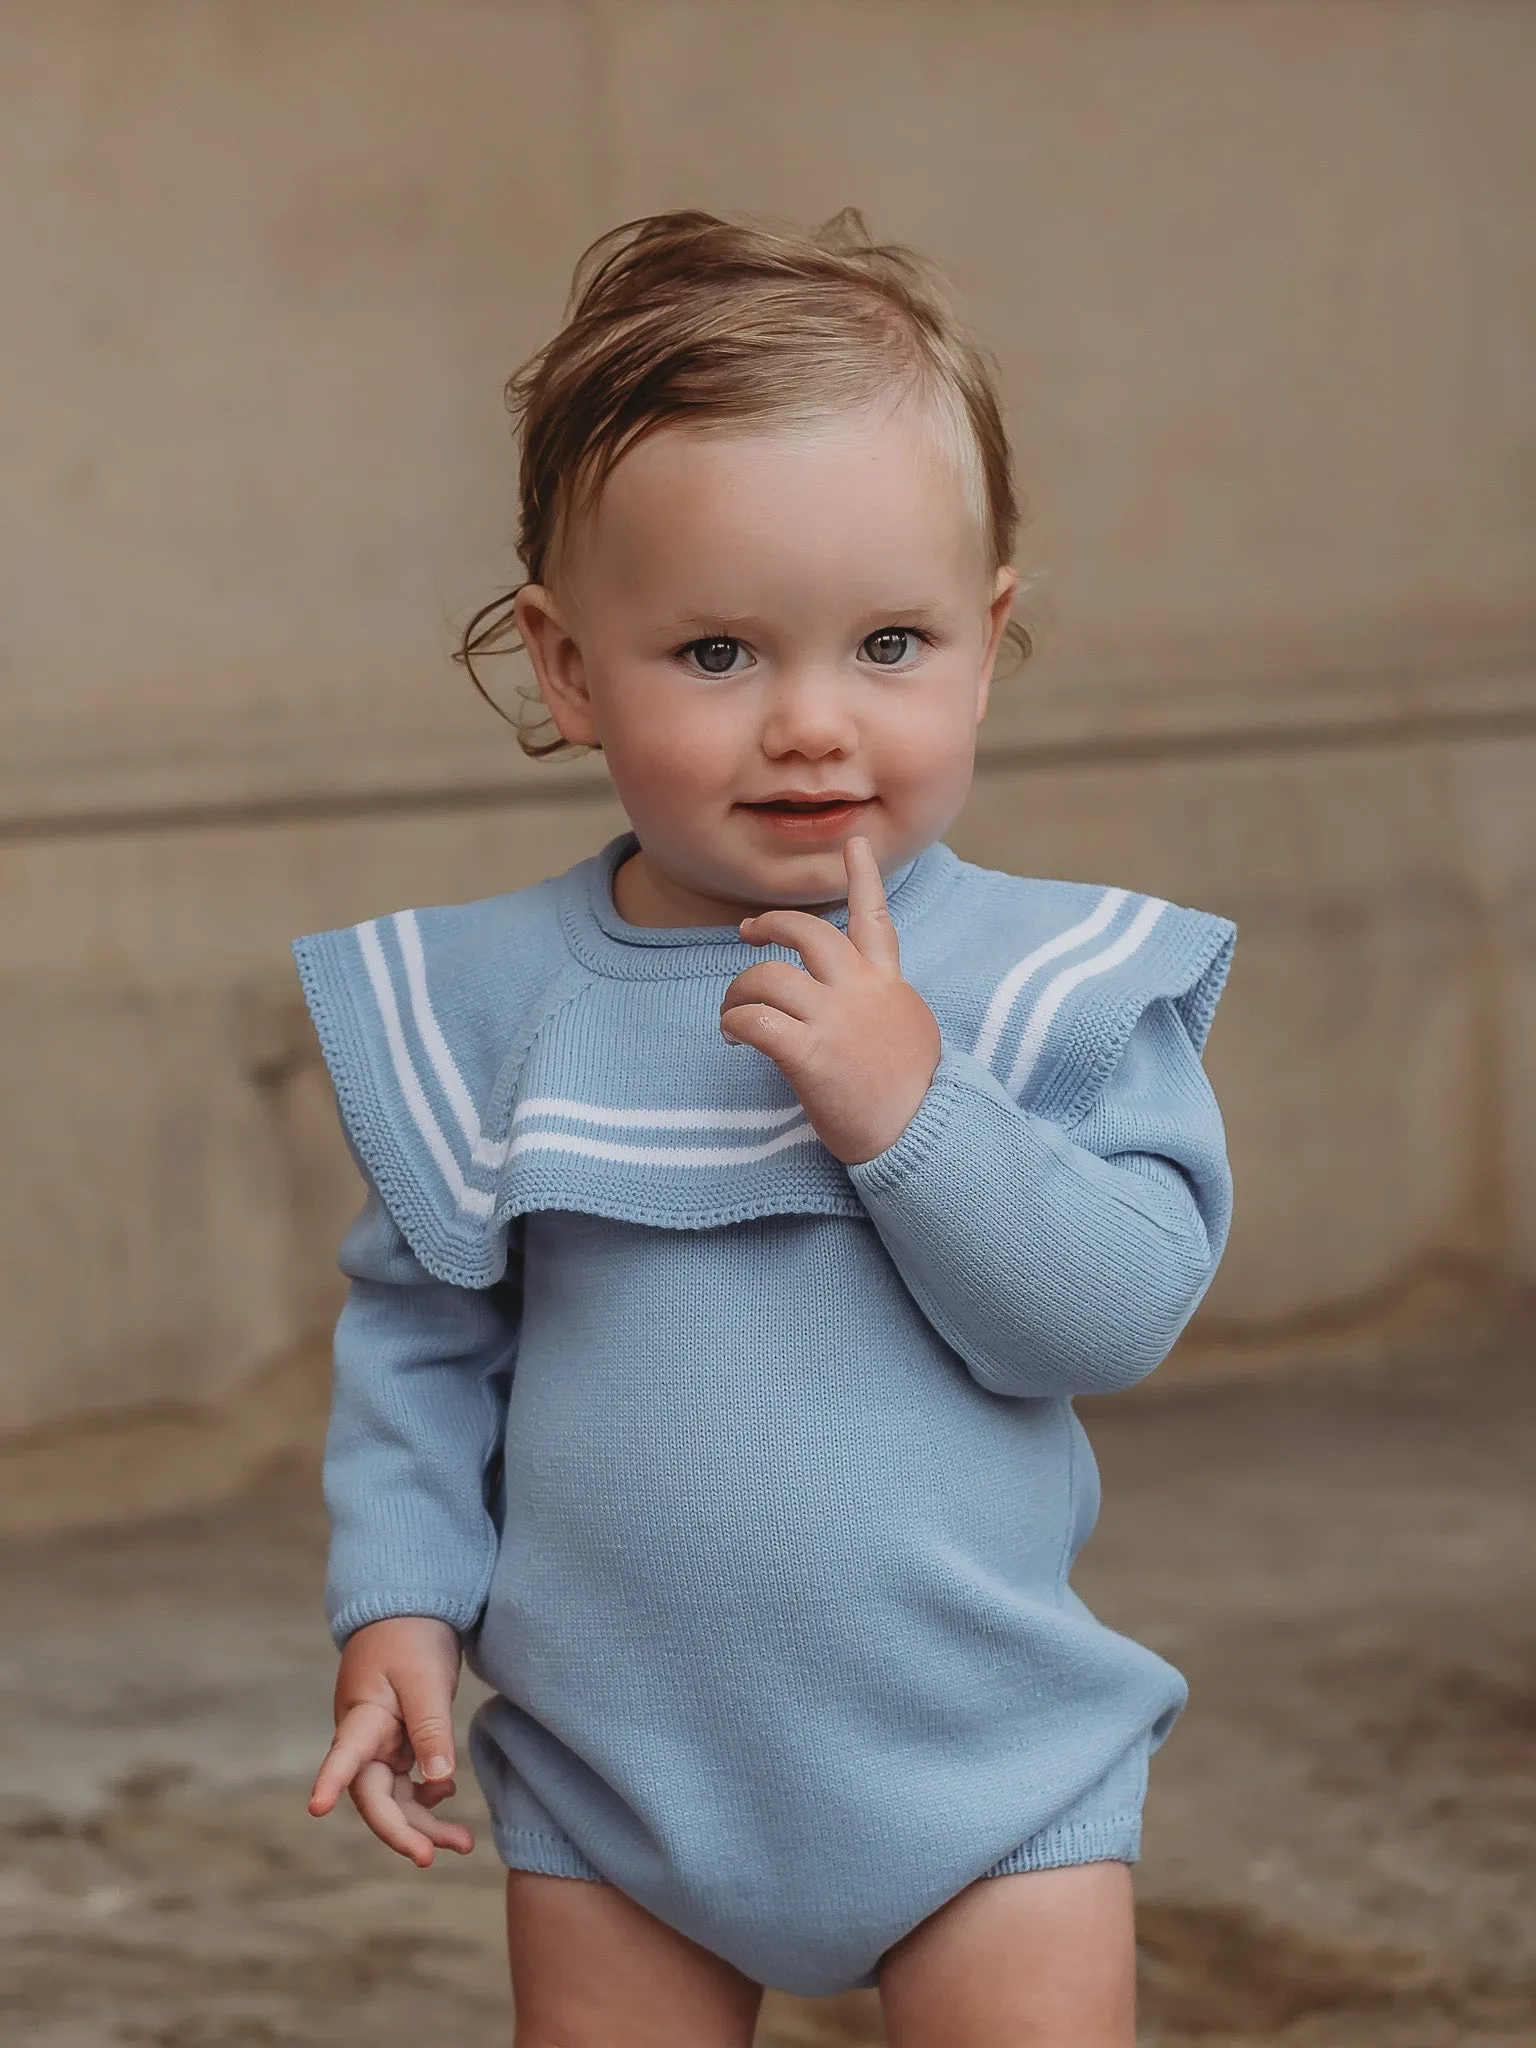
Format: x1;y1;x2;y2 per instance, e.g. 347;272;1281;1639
561;401;990;584
612;398;964;481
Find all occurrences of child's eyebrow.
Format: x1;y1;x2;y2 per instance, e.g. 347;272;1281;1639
665;613;763;636
663;600;954;636
864;599;950;624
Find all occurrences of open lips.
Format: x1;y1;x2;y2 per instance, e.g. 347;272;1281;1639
741;796;873;835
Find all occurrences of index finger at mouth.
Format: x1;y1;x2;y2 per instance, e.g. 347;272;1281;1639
843;836;900;970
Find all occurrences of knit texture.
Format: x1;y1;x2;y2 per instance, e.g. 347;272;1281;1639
296;829;1236;1995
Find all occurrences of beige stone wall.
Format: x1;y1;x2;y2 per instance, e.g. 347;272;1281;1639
3;3;1533;1513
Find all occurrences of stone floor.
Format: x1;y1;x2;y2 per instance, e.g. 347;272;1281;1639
1;1343;1532;2046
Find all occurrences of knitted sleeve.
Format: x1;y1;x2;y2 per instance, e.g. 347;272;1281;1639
844;996;1231;1398
322;1169;522;1648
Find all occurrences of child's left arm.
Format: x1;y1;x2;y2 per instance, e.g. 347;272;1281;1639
840;1001;1228;1398
722;837;1231;1400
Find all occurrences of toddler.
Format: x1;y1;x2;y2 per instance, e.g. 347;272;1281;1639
296;210;1235;2046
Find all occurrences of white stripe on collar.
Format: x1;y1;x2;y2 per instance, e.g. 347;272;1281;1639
971;888;1127;1072
1005;897;1166;1099
357;918;496;1219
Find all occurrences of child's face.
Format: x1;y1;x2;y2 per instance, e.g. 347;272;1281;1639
516;398;1017;923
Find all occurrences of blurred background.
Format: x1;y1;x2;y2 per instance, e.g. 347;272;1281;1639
2;4;1532;2044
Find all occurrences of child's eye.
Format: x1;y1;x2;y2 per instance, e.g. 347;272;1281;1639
681;636;750;676
860;628;926;668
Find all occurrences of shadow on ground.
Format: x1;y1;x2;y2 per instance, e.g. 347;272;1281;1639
1;1345;1531;2046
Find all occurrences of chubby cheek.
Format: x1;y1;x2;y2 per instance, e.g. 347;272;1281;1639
873;700;977;813
596;672;742;812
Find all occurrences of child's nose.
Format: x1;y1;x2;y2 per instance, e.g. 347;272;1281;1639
757;667;860;758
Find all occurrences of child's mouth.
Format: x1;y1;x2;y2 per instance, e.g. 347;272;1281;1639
741;797;872;838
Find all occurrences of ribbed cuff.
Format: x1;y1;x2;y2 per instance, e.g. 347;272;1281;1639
493;1823;608;1881
328;1591;480;1651
844;1047;975;1195
981;1807;1142;1876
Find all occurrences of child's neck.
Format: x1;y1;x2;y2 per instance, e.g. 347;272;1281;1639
611;846;844;930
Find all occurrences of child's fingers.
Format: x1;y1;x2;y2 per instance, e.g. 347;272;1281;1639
415;1810;475;1856
391;1663;458;1786
717;1001;816;1069
350;1760;439;1867
308;1700;402;1816
736;907;858;985
402;1789;476;1856
842;836;900;973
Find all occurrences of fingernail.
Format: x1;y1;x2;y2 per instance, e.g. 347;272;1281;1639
426;1754;451;1780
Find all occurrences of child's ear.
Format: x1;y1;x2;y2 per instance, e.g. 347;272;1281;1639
513;584;600;748
976;565;1019;724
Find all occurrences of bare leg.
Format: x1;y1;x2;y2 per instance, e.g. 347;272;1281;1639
878;1861;1136;2048
506;1870;764;2048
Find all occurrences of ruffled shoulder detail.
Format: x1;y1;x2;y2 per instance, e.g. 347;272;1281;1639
292;879;582;1287
905;865;1236;1125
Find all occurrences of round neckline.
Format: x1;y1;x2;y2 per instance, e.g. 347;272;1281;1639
559;828;962;978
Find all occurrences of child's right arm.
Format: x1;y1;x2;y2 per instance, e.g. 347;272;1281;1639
306;1173;521;1865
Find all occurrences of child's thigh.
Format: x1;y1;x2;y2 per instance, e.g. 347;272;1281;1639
878;1860;1136;2048
505;1870;764;2048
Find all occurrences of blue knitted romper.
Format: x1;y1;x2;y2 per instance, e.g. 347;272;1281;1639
294;829;1235;1996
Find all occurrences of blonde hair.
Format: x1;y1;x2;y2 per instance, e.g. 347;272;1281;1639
457;207;1031;760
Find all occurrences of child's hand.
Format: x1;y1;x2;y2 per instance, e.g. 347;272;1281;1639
721;835;943;1165
308;1614;475;1867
